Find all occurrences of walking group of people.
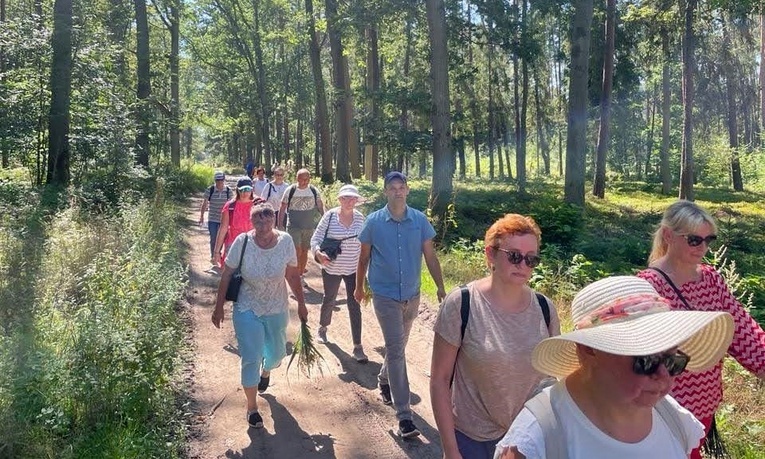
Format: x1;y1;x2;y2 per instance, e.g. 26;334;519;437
199;167;765;458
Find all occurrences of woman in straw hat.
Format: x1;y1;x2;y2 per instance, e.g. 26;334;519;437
310;184;368;363
638;200;765;459
431;214;560;459
494;275;734;459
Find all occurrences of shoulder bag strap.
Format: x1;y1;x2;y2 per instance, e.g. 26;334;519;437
535;292;551;330
234;234;249;273
323;212;334;239
646;267;693;310
450;285;470;388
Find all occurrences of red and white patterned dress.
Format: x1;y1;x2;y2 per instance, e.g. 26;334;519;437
638;265;765;420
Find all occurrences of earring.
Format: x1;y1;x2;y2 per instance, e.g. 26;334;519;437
491;265;496;272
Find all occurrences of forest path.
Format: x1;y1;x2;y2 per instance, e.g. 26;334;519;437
183;195;445;459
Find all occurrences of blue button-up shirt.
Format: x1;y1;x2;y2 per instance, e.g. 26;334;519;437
358;205;436;302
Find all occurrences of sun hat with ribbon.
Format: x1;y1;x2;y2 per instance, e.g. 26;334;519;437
532;276;734;378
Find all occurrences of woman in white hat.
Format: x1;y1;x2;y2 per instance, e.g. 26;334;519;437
431;214;560;459
638;200;765;459
495;275;734;459
310;184;368;362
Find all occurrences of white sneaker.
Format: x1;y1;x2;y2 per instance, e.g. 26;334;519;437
316;326;328;344
352;345;368;363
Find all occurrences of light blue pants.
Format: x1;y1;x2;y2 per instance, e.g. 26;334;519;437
232;307;289;388
373;293;420;421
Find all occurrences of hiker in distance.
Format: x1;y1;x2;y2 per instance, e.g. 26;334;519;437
199;171;231;273
354;171;447;439
278;168;325;283
638;200;765;459
212;203;308;429
252;166;268;197
494;275;734;459
431;214;560;459
260;166;289;224
310;184;368;363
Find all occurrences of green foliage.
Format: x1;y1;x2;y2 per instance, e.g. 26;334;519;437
0;184;188;458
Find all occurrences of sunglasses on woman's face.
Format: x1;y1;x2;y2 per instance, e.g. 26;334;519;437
632;350;690;377
494;248;541;268
679;233;717;247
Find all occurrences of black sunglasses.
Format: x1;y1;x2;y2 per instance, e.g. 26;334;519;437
494;248;541;268
679;234;717;247
632;350;690;377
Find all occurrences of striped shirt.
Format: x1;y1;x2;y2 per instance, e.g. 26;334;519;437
638;264;765;420
206;185;231;223
310;208;364;276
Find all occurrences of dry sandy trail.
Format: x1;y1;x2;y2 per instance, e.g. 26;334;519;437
183;195;445;459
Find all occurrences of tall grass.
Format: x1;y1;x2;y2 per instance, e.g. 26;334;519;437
0;183;188;458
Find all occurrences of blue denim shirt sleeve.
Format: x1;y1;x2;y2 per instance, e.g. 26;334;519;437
362;206;432;301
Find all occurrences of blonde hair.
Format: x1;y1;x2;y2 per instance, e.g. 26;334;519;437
648;200;718;263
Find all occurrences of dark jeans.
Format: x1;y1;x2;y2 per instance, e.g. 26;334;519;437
455;429;501;459
320;270;362;345
208;221;221;259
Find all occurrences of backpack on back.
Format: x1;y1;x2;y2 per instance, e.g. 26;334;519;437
208;185;231;200
286;184;318;209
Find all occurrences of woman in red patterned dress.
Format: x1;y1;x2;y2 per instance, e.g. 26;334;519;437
638;200;765;459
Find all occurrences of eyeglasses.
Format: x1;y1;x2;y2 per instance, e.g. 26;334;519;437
632;350;690;377
494;248;541;268
238;186;253;192
678;233;717;247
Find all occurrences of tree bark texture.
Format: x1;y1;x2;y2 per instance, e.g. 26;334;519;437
46;0;73;185
326;0;350;182
252;0;271;170
170;1;181;167
723;15;743;192
365;26;380;182
593;0;615;199
425;0;453;220
660;29;672;195
563;0;594;206
134;0;151;167
679;0;696;201
304;0;332;183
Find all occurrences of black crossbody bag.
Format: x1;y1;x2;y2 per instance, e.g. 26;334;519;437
225;235;249;302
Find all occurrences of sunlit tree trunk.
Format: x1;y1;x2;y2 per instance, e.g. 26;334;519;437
426;0;453;220
660;29;672;194
134;0;151;167
305;0;332;182
533;63;550;175
342;56;360;179
169;0;180;167
722;14;743;191
365;26;380;182
252;0;271;170
326;0;350;182
563;0;594;206
679;0;696;201
593;0;615;198
47;0;73;185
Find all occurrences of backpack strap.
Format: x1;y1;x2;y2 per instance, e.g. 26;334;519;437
323;211;334;239
208;185;215;200
310;185;318;207
535;292;551;329
286;185;297;208
655;396;690;451
228;200;236;222
450;285;470;388
226;186;231;200
524;390;566;459
266;182;275;199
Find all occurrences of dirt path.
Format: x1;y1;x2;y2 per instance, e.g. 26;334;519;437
184;195;445;459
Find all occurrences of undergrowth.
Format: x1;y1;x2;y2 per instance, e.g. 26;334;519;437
0;180;189;458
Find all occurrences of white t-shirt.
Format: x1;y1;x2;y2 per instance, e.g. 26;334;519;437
225;231;297;317
253;177;268;197
494;382;704;459
261;181;290;211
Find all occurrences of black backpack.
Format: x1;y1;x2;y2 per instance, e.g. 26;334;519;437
286;184;318;209
208;185;231;200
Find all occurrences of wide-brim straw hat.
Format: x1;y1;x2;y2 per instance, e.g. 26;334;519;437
532;276;734;379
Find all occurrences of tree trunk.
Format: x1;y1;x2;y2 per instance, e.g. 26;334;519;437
660;29;672;194
760;6;765;142
343;55;361;179
723;15;743;191
134;0;151;167
516;0;529;193
563;0;594;206
593;0;615;199
365;26;380;182
47;0;73;185
169;1;181;167
533;63;551;174
0;0;7;169
305;0;332;182
487;37;496;181
399;19;413;175
326;0;350;182
252;0;271;170
426;0;453;220
644;87;657;179
679;0;696;201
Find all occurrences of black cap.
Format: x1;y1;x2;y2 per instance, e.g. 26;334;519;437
384;171;407;187
237;178;253;189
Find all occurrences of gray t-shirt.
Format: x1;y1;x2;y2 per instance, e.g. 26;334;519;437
433;282;560;441
281;184;321;229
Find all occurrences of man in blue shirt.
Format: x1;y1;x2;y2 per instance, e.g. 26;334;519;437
354;171;446;439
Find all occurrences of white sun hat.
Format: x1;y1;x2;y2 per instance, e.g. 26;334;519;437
337;184;364;201
532;276;734;378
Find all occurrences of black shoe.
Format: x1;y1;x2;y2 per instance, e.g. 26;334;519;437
397;419;421;438
258;375;270;393
247;411;264;429
379;384;392;405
